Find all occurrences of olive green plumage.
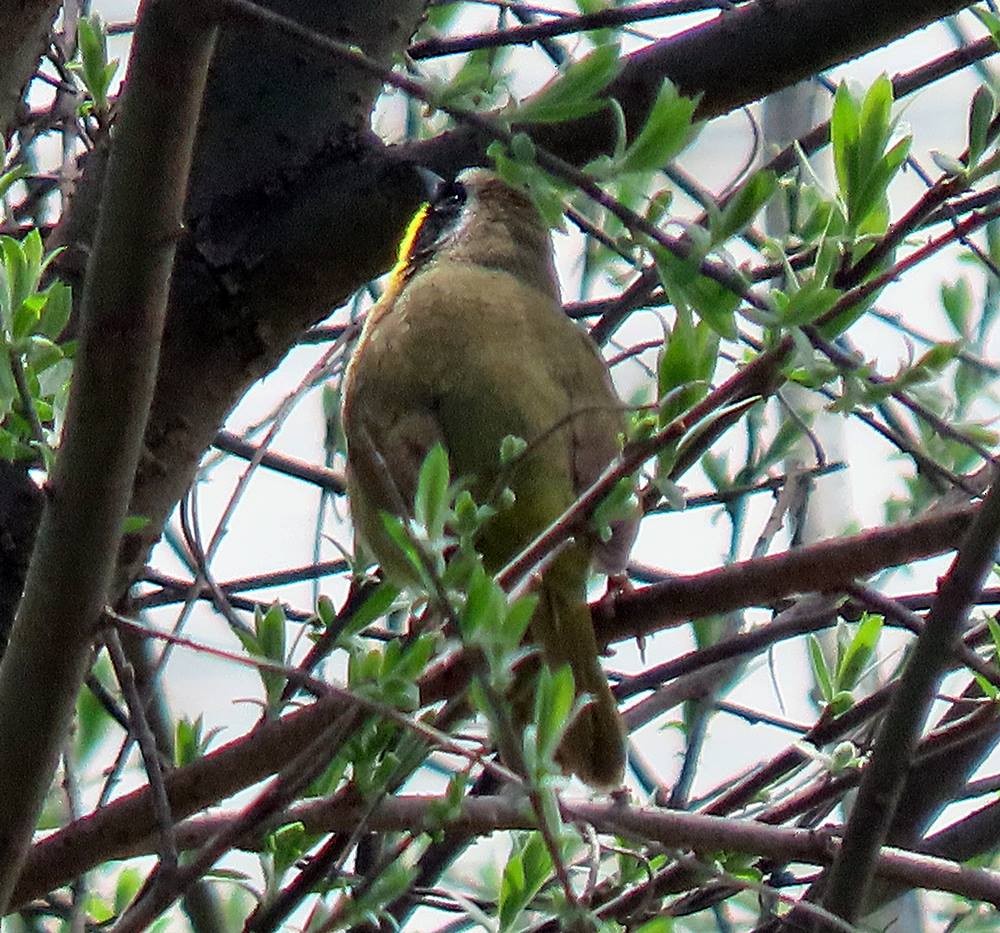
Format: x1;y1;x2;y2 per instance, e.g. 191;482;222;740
342;168;634;788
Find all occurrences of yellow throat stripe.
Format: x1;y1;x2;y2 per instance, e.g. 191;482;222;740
387;202;431;288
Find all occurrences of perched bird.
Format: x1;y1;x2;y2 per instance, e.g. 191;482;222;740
341;168;635;788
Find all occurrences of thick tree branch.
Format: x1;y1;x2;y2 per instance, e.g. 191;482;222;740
594;503;976;644
617;0;976;121
0;0;218;911
410;0;979;176
28;795;1000;911
107;1;428;592
0;1;61;137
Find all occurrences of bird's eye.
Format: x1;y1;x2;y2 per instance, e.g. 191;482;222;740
434;180;466;214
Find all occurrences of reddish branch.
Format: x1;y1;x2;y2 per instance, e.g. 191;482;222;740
596;502;976;644
30;795;1000;910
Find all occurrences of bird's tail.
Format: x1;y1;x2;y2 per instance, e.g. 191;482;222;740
528;550;626;789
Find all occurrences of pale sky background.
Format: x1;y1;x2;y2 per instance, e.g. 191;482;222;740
22;3;1000;929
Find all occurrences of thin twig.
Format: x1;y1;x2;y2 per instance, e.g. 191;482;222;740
103;628;178;878
409;1;738;59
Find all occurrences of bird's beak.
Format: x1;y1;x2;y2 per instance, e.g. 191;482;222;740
414;165;445;202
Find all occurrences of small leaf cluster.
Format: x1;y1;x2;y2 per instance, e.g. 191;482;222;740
653;308;720;473
0;228;74;462
377;443;502;602
491;48;706;244
808;612;884;717
173;714;222;767
69;14;120;120
512;44;622;125
235;601;289;716
307;843;420;931
496;828;589;932
831;75;910;240
497;831;557;931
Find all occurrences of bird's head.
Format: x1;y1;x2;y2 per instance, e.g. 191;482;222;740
389;168;559;297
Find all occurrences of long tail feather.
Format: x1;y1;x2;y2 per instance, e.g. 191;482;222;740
530;552;626;788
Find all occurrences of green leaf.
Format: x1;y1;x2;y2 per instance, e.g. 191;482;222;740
807;634;833;703
175;715;206;767
658;311;719;401
257;601;287;664
828;740;860;773
423;2;463;30
499;433;528;464
267;822;312;879
974;671;999;701
941;277;972;337
512;44;621;125
234;623;260;658
1;236;27;328
21;227;42;284
413;443;450;542
121;514;150;534
37;281;72;339
0;163;27;202
634;918;675;933
487;139;571;229
12;292;43;341
831;82;861;200
835;612;883;691
460;563;503;640
617;78;699;175
972;6;1000;46
345;850;418;925
701;450;729;491
340;581;400;642
654;246;740;340
435;43;510;111
931;149;967;177
831;77;908;234
591;476;639;543
75;15;118;113
969;84;996;166
853;135;910;235
379;512;426;580
499;833;553;932
533;664;575;761
0;353;18;418
502;594;536;653
987;616;1000;662
453;488;495;540
713;170;777;244
829;690;855;716
856;75;894;183
115;868;143;915
773;279;841;327
391;632;436;683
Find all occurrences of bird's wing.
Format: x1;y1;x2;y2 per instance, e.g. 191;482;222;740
562;326;638;575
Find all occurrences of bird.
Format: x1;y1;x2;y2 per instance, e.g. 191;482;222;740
341;167;635;788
